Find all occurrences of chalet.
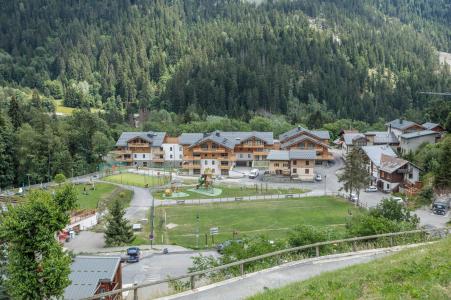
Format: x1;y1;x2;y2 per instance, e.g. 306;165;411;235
179;131;275;175
279;126;332;163
385;119;424;139
364;131;399;146
342;133;367;156
266;149;316;180
399;130;439;154
113;132;166;167
64;256;122;300
361;145;397;186
422;122;445;133
378;154;421;193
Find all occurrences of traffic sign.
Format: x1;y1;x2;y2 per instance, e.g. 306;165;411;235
210;227;219;235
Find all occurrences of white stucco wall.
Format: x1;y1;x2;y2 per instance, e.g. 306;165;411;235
400;135;436;154
132;152;151;161
200;159;220;175
162;143;183;161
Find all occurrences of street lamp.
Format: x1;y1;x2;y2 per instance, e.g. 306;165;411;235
324;174;327;195
149;187;155;249
26;173;31;190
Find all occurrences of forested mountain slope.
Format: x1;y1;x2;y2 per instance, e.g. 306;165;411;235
0;0;450;122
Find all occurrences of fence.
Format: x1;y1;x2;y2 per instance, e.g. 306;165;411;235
82;228;449;300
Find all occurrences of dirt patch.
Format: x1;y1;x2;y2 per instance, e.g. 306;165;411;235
166;223;178;229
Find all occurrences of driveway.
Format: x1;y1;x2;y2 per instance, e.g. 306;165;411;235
414;208;450;228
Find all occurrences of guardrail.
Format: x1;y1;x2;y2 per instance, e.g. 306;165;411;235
82;228;449;300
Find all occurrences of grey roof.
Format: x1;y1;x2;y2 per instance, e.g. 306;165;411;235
280;134;329;149
365;131;399;144
361;145;397;167
400;130;438;140
279;126;330;142
422;122;441;130
267;150;290;161
116;132;166;147
343;133;366;145
181;131;274;147
385;119;421;130
64;256;121;300
178;133;204;145
379;154;408;173
267;149;316;161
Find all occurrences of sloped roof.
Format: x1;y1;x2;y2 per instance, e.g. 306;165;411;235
280;134;329;149
400;130;438;140
116;132;166;147
379;154;408;173
279;126;330;142
267;149;316;161
422;122;440;130
178;133;204;145
385;119;422;130
365;131;399;144
343;133;366;145
188;131;236;149
180;131;274;147
64;256;121;300
361;145;397;167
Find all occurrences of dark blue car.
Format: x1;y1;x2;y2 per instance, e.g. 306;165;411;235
126;247;141;263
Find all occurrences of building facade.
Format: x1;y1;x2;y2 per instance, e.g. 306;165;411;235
267;149;316;181
399;130;439;154
113;132;166;167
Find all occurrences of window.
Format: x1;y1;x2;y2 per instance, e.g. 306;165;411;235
306;160;309;166
170;147;173;151
386;183;390;189
142;154;145;158
179;154;182;159
293;168;297;173
212;161;215;165
248;154;251;158
305;169;309;174
134;154;137;158
170;154;173;159
179;146;182;151
409;173;413;179
240;154;243;158
293;160;297;165
274;163;279;167
204;160;208;165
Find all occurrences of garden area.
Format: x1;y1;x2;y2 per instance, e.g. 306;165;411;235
151;196;358;249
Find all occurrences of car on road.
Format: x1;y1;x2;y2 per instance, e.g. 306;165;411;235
365;186;378;192
126;247;141;263
248;169;259;179
315;174;322;181
432;199;449;216
348;193;358;202
391;196;406;205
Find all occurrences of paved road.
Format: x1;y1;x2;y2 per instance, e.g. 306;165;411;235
159;245;424;300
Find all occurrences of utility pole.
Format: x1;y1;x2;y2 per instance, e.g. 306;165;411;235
149;188;155;248
196;213;200;249
324;174;327;195
26;174;31;190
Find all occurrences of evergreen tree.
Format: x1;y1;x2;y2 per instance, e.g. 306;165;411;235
8;95;22;129
104;198;135;247
434;137;451;189
338;148;370;204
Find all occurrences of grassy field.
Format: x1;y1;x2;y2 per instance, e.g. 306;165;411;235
153;185;308;200
54;99;103;115
103;173;169;187
74;183;118;209
248;237;451;300
152;196;358;249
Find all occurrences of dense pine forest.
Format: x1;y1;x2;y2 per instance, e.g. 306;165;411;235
0;0;450;187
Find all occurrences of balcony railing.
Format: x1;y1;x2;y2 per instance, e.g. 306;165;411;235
192;148;226;153
128;143;149;148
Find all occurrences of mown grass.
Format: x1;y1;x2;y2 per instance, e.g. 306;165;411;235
74;183;118;209
153;185;308;200
153;196;358;248
103;173;169;187
53;99;103;115
248;237;451;300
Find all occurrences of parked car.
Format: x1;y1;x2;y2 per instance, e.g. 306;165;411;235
248;169;259;179
432;199;449;215
348;193;358;202
315;174;322;181
126;247;141;263
365;186;378;192
391;196;405;205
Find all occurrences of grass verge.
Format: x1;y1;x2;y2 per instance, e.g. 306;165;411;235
103;173;169;187
248;237;451;300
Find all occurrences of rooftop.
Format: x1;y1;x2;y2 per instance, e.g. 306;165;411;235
365;131;399;144
343;133;366;145
280;134;329;149
279;126;330;142
379;154;409;173
115;132;166;147
385;119;422;130
361;145;397;167
422;122;441;130
64;256;121;300
267;149;316;161
181;131;274;148
400;130;438;140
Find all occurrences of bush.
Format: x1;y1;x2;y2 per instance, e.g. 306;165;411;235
370;198;419;225
54;173;67;184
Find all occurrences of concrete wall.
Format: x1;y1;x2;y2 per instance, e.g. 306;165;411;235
400;135;436;154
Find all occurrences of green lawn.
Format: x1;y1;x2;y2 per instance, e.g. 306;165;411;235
152;196;357;249
54;99;103;115
248;237;451;300
103;173;169;187
153;185;308;200
74;183;118;209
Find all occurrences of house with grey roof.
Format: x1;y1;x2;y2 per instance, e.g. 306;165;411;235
422;122;444;132
361;145;397;186
279;126;332;163
378;154;421;193
399;130;439;154
342;133;367;156
385;118;424;139
267;149;316;180
64;256;122;300
364;131;399;146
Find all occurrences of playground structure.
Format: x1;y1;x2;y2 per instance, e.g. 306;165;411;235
164;181;179;197
196;168;214;190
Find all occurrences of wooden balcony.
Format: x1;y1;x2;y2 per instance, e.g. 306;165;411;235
152;149;164;155
192;148;226;153
220;165;231;169
152;157;164;162
115;157;132;162
253;151;269;156
128;142;149;148
112;149;132;155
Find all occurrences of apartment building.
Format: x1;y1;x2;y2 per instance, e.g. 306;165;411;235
179;131;275;175
279;126;332;163
266;149;316;181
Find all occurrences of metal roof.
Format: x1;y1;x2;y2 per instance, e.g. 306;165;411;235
400;130;438;140
343;133;366;145
385;119;421;130
64;256;121;300
280;135;329;149
422;122;441;130
379;154;408;173
361;145;397;167
365;131;399;144
181;131;274;147
267;149;316;160
217;131;274;145
115;132;166;147
188;131;235;149
279;126;330;142
178;133;204;145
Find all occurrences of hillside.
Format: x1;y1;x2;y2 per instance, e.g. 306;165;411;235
248;237;451;300
0;0;450;122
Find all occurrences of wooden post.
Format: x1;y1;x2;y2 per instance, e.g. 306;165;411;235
133;283;138;300
240;263;244;276
352;241;357;252
389;236;394;247
190;275;195;290
315;246;319;257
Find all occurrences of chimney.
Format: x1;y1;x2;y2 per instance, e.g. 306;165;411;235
203;132;208;137
215;132;220;137
399;118;404;124
297;125;301;131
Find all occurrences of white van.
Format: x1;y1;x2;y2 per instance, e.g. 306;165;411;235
248;169;259;179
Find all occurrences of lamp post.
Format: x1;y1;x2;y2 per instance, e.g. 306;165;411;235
149;188;155;249
324;174;327;195
26;173;31;190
